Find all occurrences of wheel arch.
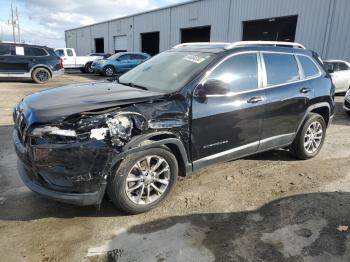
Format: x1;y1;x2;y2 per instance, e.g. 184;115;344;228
30;64;53;77
110;132;192;177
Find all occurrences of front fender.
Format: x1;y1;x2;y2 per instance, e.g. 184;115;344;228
110;133;192;176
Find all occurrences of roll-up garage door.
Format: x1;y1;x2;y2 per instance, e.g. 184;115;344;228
114;35;127;53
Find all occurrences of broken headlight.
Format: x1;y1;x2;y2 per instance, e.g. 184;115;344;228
31;126;77;137
30;126;77;144
88;112;146;146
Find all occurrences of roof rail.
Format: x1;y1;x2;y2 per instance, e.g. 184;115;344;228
173;42;231;49
225;41;306;50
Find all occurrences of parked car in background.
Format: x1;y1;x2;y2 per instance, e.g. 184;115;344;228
344;89;350;115
54;48;102;73
92;52;150;77
324;60;350;93
0;42;63;83
13;41;334;214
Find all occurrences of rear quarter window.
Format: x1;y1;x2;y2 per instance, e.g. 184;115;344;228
263;53;300;86
32;47;48;56
298;55;320;78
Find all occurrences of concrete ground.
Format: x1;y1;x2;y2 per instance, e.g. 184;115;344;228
0;73;350;262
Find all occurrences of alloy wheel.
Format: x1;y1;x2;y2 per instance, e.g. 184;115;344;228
36;70;49;82
105;67;114;77
125;155;170;205
304;121;323;154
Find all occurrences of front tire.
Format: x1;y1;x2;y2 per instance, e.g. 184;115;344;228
107;148;178;214
103;66;115;77
290;113;326;160
32;67;51;84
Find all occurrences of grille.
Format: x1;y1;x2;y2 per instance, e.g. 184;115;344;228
13;107;28;145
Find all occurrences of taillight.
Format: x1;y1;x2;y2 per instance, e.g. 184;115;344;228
59;58;63;69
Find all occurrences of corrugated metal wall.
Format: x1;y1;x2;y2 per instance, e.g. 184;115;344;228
65;0;350;60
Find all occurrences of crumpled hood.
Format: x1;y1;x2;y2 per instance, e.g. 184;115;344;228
20;81;164;125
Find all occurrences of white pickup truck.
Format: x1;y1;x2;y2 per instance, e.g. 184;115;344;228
54;48;102;73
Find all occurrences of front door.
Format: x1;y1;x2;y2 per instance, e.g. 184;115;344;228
191;52;266;169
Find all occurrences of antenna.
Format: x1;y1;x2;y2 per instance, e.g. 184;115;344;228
16;6;20;43
10;3;16;43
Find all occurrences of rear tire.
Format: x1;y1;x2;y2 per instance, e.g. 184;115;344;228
290;113;326;160
107;148;178;214
32;67;51;84
103;66;115;77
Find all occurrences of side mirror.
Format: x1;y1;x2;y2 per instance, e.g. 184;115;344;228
198;79;229;96
327;68;334;74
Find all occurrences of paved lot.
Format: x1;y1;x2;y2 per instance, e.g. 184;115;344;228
0;73;350;262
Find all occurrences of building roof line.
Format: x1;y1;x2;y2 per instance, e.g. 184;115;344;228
65;0;201;32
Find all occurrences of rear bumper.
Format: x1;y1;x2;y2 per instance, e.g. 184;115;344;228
13;129;109;206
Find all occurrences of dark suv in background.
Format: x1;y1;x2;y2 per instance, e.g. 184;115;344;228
13;41;335;214
0;43;63;83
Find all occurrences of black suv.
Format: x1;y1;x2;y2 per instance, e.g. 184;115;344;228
0;43;63;83
13;41;335;214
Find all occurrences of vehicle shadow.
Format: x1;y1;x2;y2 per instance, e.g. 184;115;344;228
88;192;350;262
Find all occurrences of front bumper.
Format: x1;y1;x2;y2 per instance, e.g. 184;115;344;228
13;129;110;206
93;65;104;74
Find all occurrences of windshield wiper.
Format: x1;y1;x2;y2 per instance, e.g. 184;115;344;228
126;82;148;91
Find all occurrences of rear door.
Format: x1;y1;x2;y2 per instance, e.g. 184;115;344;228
5;45;31;74
259;52;314;150
191;52;266;168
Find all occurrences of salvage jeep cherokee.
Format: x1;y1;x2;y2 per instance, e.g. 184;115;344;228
13;41;335;214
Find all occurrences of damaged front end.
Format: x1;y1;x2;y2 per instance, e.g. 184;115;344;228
13;98;189;206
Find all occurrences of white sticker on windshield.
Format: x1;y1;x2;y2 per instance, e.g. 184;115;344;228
183;55;206;64
15;46;24;56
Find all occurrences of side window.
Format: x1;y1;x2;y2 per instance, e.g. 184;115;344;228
133;54;146;60
324;62;334;73
118;54;130;61
263;53;299;86
66;49;74;56
298;55;320;78
337;62;349;71
24;47;34;56
55;49;65;57
32;48;47;56
0;44;11;55
207;53;258;93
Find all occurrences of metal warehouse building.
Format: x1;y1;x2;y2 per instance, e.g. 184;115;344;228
65;0;350;60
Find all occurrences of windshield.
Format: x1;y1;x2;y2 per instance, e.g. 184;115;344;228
108;53;122;60
118;50;216;93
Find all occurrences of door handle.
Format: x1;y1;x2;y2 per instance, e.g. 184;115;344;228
247;96;263;104
300;87;312;94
